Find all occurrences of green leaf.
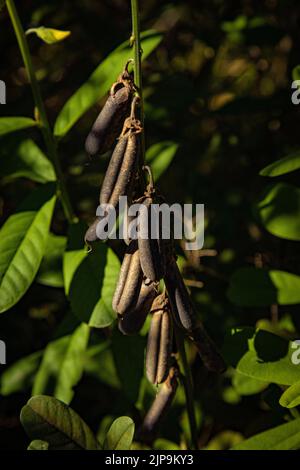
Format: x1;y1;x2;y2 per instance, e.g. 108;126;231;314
28;440;49;450
84;343;121;389
0;139;56;183
228;267;300;307
232;418;300;450
63;221;87;295
146;141;178;180
54;30;163;137
20;395;100;450
54;323;90;404
0;117;37;136
112;330;145;403
292;65;300;82
37;233;67;288
103;416;135;450
279;382;300;409
0;183;56;313
26;27;71;44
232;370;268;396
0;350;42;396
69;244;120;328
256;183;300;241
223;328;300;386
153;439;181;450
260;151;300;177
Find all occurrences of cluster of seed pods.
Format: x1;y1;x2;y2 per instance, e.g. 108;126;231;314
84;62;226;444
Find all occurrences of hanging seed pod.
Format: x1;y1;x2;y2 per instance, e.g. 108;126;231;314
164;257;197;331
84;216;101;243
165;258;226;373
100;117;141;209
112;240;143;316
118;282;157;335
146;294;173;384
85;66;134;156
137;366;178;443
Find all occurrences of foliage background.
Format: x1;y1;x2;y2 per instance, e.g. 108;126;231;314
0;0;300;450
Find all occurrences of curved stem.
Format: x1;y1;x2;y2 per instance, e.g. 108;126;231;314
175;327;199;450
6;0;76;223
130;0;146;165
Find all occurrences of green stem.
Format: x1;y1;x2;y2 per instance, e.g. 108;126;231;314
6;0;76;223
175;327;199;450
130;0;145;163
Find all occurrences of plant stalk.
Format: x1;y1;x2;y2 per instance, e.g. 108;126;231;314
6;0;76;223
130;0;146;164
175;327;199;450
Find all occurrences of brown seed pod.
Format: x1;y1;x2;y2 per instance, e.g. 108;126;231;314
118;282;157;335
137;196;166;282
84;216;101;244
146;294;173;384
100;117;141;209
112;240;143;316
165;258;226;373
164;257;197;331
85;69;134;156
137;366;178;443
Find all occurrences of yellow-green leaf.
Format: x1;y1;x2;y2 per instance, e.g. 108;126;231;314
26;27;70;44
279;382;300;409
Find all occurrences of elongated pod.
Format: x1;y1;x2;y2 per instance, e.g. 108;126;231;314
118;282;157;335
85;76;133;156
165;258;226;373
146;295;173;384
164;258;197;331
138;197;166;282
112;241;143;316
137;367;178;443
84;216;101;243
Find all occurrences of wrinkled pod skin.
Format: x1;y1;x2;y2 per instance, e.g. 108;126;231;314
118;282;157;335
165;258;226;373
137;196;167;282
85;75;133;157
137;366;178;443
112;240;143;316
146;294;173;384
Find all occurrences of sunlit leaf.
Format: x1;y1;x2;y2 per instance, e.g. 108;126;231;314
223;327;300;386
256;183;300;241
21;395;100;450
146;141;178;180
26;27;71;44
232;370;268;396
54;31;163;137
0;350;42;396
69;244;120;328
0;139;55;183
0;117;37;136
232;418;300;450
63;221;87;295
28;440;49;450
279;382;300;409
228;267;300;307
103;416;135;450
260;151;300;177
0;183;56;313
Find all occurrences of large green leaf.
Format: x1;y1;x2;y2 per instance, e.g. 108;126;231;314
69;244;120;328
20;395;100;450
0;117;37;136
260;151;300;177
112;330;145;403
145;141;178;180
103;416;135;450
232;370;268;396
54;323;90;404
63;221;87;295
0;139;55;183
0;350;42;396
223;327;300;386
228;267;300;307
279;382;300;409
0;183;56;313
256;183;300;241
54;31;163;137
37;233;67;288
232;418;300;450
